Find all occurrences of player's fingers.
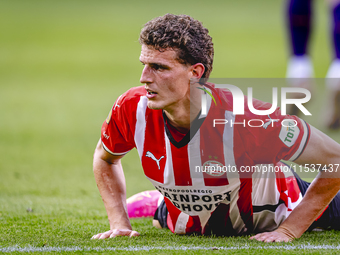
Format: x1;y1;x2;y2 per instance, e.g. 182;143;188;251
110;229;126;238
257;235;269;242
98;230;114;239
250;232;270;242
250;232;293;243
249;233;262;241
129;231;140;237
277;236;293;243
263;236;276;243
91;233;102;239
265;237;287;243
249;235;256;240
109;229;135;238
92;232;111;239
268;233;293;243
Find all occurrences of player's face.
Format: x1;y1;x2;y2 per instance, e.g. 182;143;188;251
139;45;193;112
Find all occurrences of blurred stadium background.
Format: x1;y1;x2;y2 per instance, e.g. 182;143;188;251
0;0;338;251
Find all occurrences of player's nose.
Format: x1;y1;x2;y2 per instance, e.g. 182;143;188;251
140;65;153;84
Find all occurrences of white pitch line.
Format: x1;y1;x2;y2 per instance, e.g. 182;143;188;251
1;245;340;252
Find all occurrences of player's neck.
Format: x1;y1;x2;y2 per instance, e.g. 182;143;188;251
163;101;201;134
163;82;202;133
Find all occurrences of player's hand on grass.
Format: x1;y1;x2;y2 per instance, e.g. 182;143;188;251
91;229;140;239
249;230;294;243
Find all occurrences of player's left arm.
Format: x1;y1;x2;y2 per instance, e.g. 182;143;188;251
251;125;340;242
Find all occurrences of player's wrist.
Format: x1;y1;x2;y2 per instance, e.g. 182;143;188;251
109;220;132;231
275;225;300;240
110;225;133;231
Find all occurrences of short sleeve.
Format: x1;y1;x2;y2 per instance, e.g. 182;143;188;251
101;94;136;155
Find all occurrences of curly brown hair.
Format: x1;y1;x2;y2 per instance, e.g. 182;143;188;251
139;13;214;78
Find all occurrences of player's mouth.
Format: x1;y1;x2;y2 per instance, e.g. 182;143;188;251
146;89;158;99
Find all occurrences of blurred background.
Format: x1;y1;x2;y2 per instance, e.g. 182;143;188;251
0;0;335;219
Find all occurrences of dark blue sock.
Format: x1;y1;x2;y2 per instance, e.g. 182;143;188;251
332;3;340;59
287;0;312;56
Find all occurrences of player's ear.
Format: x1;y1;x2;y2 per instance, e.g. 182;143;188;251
191;63;205;79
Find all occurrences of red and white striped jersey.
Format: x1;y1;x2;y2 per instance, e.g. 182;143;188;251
101;85;310;235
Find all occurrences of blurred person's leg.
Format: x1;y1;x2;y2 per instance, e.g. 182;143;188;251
126;190;162;218
287;0;313;59
326;0;340;129
126;190;168;229
286;0;314;116
153;199;168;229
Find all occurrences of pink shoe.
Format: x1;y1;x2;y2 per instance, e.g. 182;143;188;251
127;190;162;218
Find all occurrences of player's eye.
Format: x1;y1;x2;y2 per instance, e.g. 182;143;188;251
152;64;161;70
151;64;167;71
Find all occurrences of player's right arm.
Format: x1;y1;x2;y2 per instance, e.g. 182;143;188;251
91;139;139;239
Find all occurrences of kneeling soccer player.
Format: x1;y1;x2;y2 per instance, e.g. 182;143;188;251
92;14;340;242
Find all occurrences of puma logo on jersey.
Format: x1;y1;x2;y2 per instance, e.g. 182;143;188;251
263;115;279;129
145;151;164;170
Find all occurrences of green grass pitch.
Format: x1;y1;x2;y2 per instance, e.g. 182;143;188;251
1;0;340;254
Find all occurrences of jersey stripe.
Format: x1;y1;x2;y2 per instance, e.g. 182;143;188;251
171;143;192;186
251;167;280;206
174;212;190;234
134;96;148;158
237;178;253;233
164;197;181;233
229;195;245;234
141;107;166;184
200;104;229;186
223;110;236;171
188;129;206;188
163;133;175;186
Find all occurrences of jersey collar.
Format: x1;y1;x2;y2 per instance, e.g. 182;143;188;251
163;110;206;148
